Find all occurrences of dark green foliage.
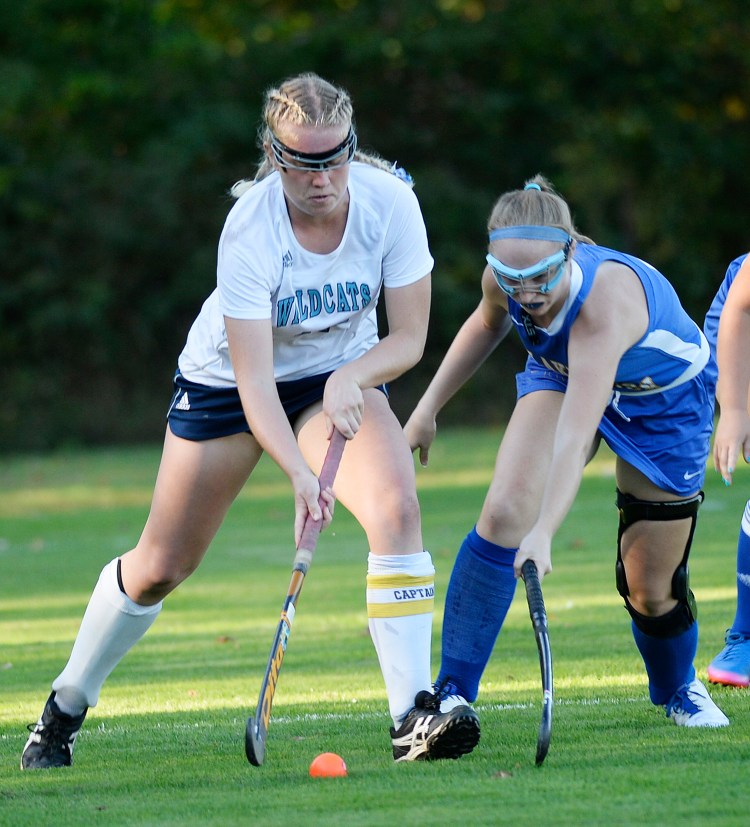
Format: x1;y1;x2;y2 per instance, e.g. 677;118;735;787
3;1;750;449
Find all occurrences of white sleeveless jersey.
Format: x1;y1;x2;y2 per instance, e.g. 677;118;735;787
178;163;434;386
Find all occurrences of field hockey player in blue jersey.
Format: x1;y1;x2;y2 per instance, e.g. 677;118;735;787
21;72;478;769
405;174;728;748
704;253;750;687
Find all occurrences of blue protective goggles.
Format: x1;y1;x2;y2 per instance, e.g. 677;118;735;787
486;225;572;296
486;250;568;296
271;129;357;172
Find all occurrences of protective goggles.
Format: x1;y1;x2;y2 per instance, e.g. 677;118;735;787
486;225;572;296
270;129;357;172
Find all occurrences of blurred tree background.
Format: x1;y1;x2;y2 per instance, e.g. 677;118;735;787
2;0;749;452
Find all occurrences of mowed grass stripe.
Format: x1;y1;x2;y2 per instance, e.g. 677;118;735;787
1;430;748;826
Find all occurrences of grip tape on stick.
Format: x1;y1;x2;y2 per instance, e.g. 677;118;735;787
522;559;553;766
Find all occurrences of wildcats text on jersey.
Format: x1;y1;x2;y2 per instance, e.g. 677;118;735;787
276;281;374;326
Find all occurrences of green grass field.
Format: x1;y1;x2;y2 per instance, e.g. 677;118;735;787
1;428;749;826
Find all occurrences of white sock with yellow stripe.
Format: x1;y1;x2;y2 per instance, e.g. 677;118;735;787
367;551;435;727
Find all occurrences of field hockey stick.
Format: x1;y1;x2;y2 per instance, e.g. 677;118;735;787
522;559;553;766
245;429;347;766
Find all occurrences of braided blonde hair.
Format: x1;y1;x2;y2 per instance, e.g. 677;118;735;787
231;73;409;198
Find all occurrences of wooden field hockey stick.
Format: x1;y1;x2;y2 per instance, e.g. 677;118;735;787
522;559;554;766
245;429;347;766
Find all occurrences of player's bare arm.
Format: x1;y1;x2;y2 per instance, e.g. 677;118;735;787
714;262;750;482
324;275;431;439
515;263;649;576
404;267;512;465
226;316;326;537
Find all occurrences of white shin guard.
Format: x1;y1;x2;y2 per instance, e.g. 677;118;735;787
366;551;435;726
52;558;162;709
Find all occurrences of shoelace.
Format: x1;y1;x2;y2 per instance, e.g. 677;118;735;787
423;677;462;711
396;714;432;744
666;685;701;716
27;712;79;747
725;631;750;646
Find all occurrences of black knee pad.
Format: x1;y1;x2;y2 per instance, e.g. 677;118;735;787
623;595;696;639
615;489;703;602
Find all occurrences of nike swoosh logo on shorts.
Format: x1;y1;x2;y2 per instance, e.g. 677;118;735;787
683;470;702;480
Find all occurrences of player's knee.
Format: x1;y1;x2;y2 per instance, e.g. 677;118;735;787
361;484;421;538
623;594;696;638
615;489;702;625
390;488;422;535
479;492;529;539
622;562;691;616
626;590;673;618
128;554;197;600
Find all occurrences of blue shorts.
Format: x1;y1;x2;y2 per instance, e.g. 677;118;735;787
167;371;388;441
516;359;714;496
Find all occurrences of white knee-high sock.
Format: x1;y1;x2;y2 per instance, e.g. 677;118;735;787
52;558;162;711
367;551;435;727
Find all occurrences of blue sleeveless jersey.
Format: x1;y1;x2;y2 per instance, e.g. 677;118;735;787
511;243;714;495
703;253;749;390
509;243;710;395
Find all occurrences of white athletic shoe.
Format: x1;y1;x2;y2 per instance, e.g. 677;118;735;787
417;679;472;713
665;679;729;728
437;692;471;713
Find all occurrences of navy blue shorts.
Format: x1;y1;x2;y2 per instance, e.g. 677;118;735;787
167;371;388;441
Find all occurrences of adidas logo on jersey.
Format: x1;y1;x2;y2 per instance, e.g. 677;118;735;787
175;392;190;411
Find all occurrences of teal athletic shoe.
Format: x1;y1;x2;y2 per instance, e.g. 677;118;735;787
707;630;750;687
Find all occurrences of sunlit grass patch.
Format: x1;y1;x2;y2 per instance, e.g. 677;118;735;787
1;432;748;826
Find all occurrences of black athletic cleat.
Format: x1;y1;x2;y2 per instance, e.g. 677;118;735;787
390;684;480;762
21;693;88;769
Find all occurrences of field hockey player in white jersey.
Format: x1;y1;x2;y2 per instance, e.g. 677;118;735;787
405;175;728;750
21;72;478;769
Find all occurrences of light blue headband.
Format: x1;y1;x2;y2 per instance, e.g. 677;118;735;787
488;225;572;243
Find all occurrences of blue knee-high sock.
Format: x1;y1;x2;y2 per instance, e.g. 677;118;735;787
631;621;697;705
730;501;750;634
436;527;517;702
